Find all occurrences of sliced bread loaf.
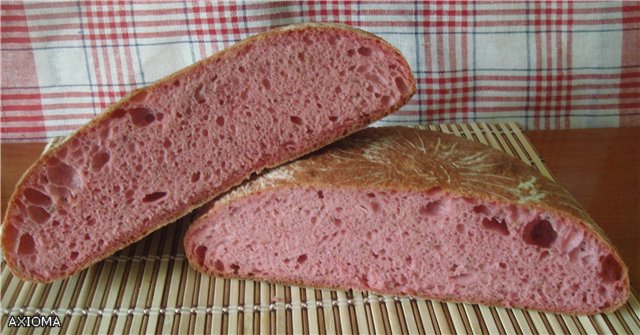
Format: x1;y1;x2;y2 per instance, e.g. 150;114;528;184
2;23;416;282
184;127;629;315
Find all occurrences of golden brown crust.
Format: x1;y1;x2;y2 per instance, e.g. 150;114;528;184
191;126;629;315
1;23;416;282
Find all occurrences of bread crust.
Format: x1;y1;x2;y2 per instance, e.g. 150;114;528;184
186;126;630;315
1;23;416;282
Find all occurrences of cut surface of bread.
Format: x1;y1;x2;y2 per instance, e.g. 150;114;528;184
2;23;416;282
185;127;629;315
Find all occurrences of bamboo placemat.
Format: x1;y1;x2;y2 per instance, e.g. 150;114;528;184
1;122;639;334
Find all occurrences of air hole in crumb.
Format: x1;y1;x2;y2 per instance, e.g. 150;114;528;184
91;151;110;171
317;191;324;199
18;234;36;255
290;116;303;125
482;217;509;236
48;162;79;188
302;35;313;45
129;107;156;127
456;224;464;233
84;234;90;240
202;129;209;137
380;95;392;107
367;193;376;198
499;262;507;269
24;188;52;206
370;202;380;213
332;218;342;227
395;77;407;92
365;73;380;83
347;49;355;57
356;64;370;73
600;254;623;282
261;78;271;90
130;90;148;104
86;216;96;226
419;200;442;216
52;220;60;227
473;205;490;216
163;139;172;148
142;192;167;202
230;263;240;274
297;254;308;264
334;86;342;94
27;206;50;224
328;116;338;122
214;260;225;272
358;46;372;56
195;245;207;267
99;126;111;140
70;251;79;260
238;66;245;73
112;108;127;118
216;116;225;126
48;157;61;166
194;84;206;103
298;52;305;61
539;250;550;260
191;172;201;183
523;219;557;248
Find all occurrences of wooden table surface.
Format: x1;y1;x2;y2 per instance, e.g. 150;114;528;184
2;127;639;291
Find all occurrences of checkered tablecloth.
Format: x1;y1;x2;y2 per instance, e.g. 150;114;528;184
1;1;639;142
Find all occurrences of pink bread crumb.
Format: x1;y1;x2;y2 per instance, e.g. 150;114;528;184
186;187;627;315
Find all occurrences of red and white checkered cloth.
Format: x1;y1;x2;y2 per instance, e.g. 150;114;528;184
1;1;639;142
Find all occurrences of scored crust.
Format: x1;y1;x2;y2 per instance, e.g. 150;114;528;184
1;23;416;282
188;126;630;315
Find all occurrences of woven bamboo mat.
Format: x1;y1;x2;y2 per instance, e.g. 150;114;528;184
1;122;639;334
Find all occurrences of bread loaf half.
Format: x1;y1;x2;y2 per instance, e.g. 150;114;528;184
2;23;415;282
184;127;629;315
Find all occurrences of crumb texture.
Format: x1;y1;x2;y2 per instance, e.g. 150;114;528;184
2;25;415;281
186;187;627;314
185;127;629;314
